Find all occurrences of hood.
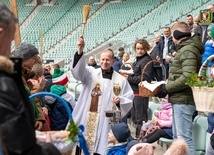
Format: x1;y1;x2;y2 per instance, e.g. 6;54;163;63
177;35;204;54
61;92;76;109
160;102;172;110
0;56;14;74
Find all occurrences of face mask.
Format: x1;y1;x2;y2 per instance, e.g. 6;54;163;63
118;52;124;57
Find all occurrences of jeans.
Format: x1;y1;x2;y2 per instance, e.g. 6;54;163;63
172;104;196;155
163;59;169;79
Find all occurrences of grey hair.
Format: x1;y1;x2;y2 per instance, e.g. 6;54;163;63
0;2;18;30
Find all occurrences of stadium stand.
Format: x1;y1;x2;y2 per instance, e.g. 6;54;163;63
4;0;214;154
6;0;212;64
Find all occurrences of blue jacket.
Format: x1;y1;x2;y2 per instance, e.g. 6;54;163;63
207;113;214;133
107;144;127;155
45;94;73;130
113;57;122;73
202;39;214;67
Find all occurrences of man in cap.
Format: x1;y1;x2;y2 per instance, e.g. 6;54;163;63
112;47;125;72
14;42;47;131
0;2;60;155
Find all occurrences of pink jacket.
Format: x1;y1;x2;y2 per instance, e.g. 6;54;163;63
156;103;172;128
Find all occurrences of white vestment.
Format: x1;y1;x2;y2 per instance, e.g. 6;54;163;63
70;55;134;155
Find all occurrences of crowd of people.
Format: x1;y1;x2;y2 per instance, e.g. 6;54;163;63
1;1;214;155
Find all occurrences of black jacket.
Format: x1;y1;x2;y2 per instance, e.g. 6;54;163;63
128;53;153;93
0;56;60;155
157;36;174;59
150;42;162;67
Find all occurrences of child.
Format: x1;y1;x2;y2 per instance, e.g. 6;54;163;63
164;139;188;155
45;85;75;130
51;67;69;86
140;95;173;143
202;24;214;79
107;122;131;155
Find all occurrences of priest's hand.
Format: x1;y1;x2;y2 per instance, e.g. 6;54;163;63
77;35;85;55
111;96;120;105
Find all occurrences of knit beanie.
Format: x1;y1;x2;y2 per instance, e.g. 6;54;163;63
127;143;155;155
50;85;66;96
52;68;69;86
111;122;130;143
13;42;39;60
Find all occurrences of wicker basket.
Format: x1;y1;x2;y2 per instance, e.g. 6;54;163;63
192;55;214;112
119;63;133;76
29;92;89;155
139;60;166;97
191;87;214;112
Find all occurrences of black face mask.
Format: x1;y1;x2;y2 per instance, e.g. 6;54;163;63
173;30;191;40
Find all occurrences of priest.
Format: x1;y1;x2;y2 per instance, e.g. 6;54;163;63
70;36;134;155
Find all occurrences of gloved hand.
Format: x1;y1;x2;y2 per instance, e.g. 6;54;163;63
157;84;168;98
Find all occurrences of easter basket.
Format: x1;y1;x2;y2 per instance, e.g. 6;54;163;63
119;63;134;76
29;92;89;155
139;60;166;97
190;55;214;112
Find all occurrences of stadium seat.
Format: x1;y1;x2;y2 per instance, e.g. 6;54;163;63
148;102;160;120
159;137;173;149
192;115;208;155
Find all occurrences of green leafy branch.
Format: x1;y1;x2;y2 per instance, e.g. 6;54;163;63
186;72;214;88
67;120;78;142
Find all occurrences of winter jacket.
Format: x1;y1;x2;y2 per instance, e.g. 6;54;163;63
157;36;174;59
107;143;127;155
113;57;122;73
0;56;60;155
128;54;153;93
156;103;172;128
202;39;214;67
150;42;162;67
45;93;74;130
166;35;204;104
